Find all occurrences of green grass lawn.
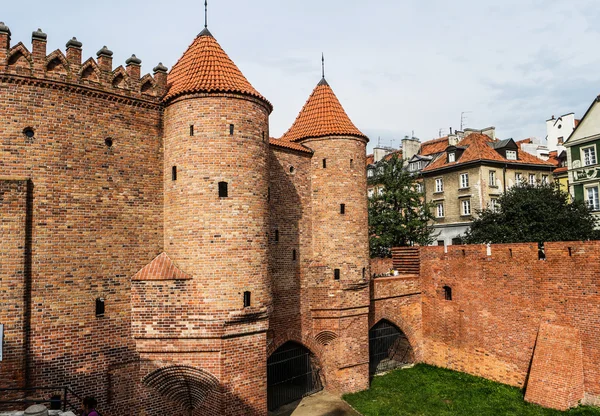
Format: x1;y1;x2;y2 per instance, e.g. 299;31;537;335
343;364;600;416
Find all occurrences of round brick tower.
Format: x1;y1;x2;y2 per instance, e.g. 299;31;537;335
280;75;370;393
161;26;273;414
281;76;370;284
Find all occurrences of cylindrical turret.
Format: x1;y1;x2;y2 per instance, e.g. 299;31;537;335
163;28;273;319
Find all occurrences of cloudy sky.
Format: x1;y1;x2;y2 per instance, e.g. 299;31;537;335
3;0;600;153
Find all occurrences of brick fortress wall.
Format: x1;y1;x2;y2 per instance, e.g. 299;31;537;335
0;28;164;415
421;242;600;410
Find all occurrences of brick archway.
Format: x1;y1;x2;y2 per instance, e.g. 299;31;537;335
267;329;325;364
142;365;220;412
370;315;422;361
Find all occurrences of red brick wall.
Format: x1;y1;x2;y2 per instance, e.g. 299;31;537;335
370;275;423;360
0;179;29;396
421;242;600;409
370;257;393;276
0;34;163;415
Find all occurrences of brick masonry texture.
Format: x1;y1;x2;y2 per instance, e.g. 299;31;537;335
3;24;597;416
420;242;600;410
0;27;373;416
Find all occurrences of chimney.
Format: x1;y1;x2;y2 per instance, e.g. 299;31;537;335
0;22;11;66
65;37;82;68
402;136;421;161
96;46;113;72
481;126;496;140
31;28;47;74
125;54;141;80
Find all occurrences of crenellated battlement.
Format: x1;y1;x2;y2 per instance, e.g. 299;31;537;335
0;23;168;103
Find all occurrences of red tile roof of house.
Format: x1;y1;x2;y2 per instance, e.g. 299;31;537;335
366;154;374;165
269;138;313;154
133;252;191;281
423;133;554;172
281;78;367;142
547;150;559;166
164;29;271;109
419;136;449;156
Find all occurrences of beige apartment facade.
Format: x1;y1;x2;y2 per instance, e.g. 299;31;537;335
422;133;554;245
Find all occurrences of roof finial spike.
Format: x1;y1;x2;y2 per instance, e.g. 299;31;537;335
204;0;208;29
322;53;325;79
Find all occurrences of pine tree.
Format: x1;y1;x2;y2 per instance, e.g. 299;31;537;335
368;155;436;257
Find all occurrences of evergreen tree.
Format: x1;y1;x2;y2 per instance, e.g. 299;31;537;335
368;155;436;257
464;182;597;244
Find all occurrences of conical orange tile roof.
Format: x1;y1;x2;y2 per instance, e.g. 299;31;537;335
281;78;367;142
164;29;271;110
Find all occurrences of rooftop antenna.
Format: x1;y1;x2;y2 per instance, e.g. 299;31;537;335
204;0;208;28
321;53;325;79
460;111;472;131
378;136;381;147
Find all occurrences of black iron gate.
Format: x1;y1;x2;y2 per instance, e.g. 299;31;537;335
369;320;413;375
267;342;322;411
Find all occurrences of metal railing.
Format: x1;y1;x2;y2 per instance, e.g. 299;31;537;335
0;386;101;414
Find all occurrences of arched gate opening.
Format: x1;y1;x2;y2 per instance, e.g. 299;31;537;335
267;341;322;411
369;319;414;375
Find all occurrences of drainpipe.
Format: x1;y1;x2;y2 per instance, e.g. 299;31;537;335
503;164;507;193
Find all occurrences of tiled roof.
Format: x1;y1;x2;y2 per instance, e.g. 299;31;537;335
281;78;367;142
133;252;191;281
575;119;581;127
423;133;554;172
419;136;449;156
547;150;559;166
164;29;271;109
269;138;313;154
554;166;568;174
366;154;374;165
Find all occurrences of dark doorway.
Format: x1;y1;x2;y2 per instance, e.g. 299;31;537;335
267;342;322;411
369;320;414;376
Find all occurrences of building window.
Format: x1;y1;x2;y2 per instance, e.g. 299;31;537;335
367;169;374;178
435;178;444;193
437;240;445;247
323;159;327;168
448;152;455;162
459;173;469;189
243;291;251;308
368;188;374;198
529;174;536;185
490;198;499;212
95;298;105;317
586;186;599;211
557;137;564;145
350;159;354;168
506;150;517;160
582;146;597;166
542;174;548;184
292;249;297;261
377;187;384;196
436;203;444;218
340;204;346;214
190;125;194;136
218;181;228;198
229;124;234;135
172;166;177;181
461;199;471;215
443;286;452;301
515;173;522;184
274;230;279;242
416;183;423;193
489;170;496;186
334;269;340;280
